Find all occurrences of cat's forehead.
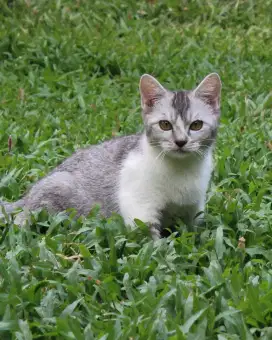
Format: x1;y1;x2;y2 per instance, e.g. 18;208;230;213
163;90;214;122
171;91;190;118
159;90;191;121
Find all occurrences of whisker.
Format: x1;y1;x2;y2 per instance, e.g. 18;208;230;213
198;145;212;149
155;150;164;160
149;143;162;147
195;150;204;160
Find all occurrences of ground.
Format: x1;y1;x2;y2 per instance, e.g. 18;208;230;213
0;0;271;339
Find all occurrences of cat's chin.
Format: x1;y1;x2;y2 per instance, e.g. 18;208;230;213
167;149;192;160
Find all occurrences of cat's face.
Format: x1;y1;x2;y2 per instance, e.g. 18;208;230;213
139;73;221;159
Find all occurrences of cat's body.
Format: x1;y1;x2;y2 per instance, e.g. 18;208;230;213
119;134;213;237
0;73;221;239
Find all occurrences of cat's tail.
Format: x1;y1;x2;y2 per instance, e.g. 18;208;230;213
0;199;24;216
0;199;28;226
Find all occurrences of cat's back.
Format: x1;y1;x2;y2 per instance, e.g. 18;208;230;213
54;134;142;174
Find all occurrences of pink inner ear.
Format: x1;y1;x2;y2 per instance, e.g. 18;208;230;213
201;94;218;107
146;96;160;107
195;74;221;108
140;75;165;108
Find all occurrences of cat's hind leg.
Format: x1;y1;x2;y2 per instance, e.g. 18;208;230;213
24;171;79;215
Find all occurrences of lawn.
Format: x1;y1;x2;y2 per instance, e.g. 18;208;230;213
0;0;271;339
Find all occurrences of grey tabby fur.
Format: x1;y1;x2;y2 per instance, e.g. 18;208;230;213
0;73;221;235
1;135;142;222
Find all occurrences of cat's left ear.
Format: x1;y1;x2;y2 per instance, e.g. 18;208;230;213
139;74;166;110
194;73;221;110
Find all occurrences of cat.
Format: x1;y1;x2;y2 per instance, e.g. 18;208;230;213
0;73;221;239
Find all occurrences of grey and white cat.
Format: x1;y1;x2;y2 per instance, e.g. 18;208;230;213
0;73;221;239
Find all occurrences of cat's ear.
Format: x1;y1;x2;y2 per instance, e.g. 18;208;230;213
194;73;221;109
139;74;166;109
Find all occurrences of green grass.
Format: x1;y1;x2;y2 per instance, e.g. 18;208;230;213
0;0;272;338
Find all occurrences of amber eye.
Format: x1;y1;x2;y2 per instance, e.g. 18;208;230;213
190;120;203;131
159;120;172;131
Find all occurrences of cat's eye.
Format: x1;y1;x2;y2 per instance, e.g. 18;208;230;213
190;120;203;131
159;120;172;131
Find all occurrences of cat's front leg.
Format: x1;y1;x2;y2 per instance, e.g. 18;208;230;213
120;200;162;240
148;223;161;240
124;214;162;241
181;201;205;227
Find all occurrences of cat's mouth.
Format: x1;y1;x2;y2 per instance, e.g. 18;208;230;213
173;148;190;154
168;148;191;158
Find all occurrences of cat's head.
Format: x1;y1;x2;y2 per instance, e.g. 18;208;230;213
139;73;221;159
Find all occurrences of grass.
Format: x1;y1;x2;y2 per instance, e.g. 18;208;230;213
0;0;271;338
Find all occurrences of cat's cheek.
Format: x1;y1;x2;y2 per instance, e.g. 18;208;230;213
189;128;209;140
161;140;174;151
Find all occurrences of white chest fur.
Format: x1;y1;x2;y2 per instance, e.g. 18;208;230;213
118;137;213;227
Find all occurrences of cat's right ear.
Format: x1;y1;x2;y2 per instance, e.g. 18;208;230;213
139;74;166;110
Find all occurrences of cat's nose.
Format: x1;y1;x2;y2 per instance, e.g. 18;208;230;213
175;140;187;148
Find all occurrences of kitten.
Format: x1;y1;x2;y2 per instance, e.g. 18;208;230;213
0;73;221;239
